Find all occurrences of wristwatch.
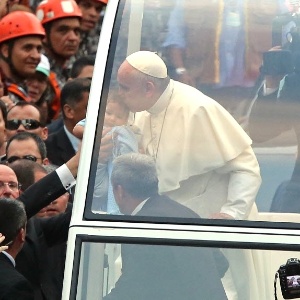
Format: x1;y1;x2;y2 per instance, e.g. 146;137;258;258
175;67;187;75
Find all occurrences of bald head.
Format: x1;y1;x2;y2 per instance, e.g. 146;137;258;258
0;164;20;199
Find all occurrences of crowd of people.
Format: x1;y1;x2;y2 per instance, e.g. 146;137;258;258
0;0;106;299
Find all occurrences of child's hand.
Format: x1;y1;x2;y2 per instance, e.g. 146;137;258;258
99;127;113;163
73;124;84;139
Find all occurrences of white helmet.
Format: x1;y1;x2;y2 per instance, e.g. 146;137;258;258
36;54;50;77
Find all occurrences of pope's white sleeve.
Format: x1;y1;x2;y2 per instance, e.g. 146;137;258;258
216;146;261;219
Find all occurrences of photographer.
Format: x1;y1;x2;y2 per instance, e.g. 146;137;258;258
248;44;300;212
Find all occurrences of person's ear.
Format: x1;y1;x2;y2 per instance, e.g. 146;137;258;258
145;81;155;97
19;227;26;243
3;128;7;143
15;227;26;245
113;184;124;204
0;44;9;59
41;126;48;140
63;104;74;120
42;158;50;165
42;36;49;48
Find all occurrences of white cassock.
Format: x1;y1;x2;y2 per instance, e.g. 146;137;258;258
134;79;270;300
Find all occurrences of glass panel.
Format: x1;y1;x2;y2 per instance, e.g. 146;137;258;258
85;0;300;222
75;241;300;300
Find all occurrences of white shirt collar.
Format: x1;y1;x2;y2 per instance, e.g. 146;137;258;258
131;198;149;216
64;125;80;152
147;80;174;115
2;251;15;267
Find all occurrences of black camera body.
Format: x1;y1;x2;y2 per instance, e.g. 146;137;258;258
279;258;300;299
261;13;300;76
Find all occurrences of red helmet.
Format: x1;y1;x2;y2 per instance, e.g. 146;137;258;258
0;11;45;44
36;0;82;25
76;0;108;4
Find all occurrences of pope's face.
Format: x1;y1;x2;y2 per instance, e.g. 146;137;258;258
117;61;150;113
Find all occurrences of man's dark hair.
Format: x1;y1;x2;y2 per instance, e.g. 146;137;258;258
60;77;91;119
111;153;159;199
6;132;47;160
7;102;46;127
70;55;95;79
0;198;26;246
10;160;47;192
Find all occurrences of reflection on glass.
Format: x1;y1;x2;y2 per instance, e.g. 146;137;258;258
89;0;300;220
76;242;300;300
92;90;139;214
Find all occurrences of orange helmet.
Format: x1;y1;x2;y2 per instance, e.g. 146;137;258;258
36;0;82;25
96;0;108;4
0;11;45;44
76;0;108;4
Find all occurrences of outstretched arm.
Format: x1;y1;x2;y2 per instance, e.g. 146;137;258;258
20;150;80;219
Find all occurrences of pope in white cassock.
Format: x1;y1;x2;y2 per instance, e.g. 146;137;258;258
116;51;269;300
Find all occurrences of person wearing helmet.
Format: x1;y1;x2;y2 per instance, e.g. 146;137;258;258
36;0;82;89
25;54;60;124
35;0;82;120
0;11;45;104
76;0;108;56
26;54;51;104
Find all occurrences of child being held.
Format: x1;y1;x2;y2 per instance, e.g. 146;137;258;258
73;90;139;214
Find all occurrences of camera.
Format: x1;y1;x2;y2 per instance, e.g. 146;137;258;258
261;13;300;76
278;258;300;299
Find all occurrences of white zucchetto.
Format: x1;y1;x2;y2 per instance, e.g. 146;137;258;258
126;51;168;78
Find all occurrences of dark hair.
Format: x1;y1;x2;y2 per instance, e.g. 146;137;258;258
43;164;58;174
6;132;47;160
111;153;159;199
10;160;47;192
70;55;95;78
60;77;91;119
0;100;7;127
7;102;46;127
0;198;26;247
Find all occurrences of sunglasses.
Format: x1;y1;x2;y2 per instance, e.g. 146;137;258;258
6;119;41;130
7;155;40;164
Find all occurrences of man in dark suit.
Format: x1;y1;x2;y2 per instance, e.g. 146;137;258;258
45;78;91;166
0;198;34;300
10;160;70;300
0;150;79;300
104;153;228;300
